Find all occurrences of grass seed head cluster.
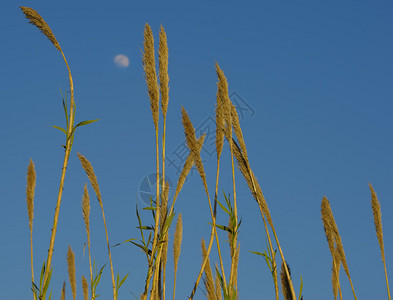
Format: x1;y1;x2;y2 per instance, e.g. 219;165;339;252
20;6;391;300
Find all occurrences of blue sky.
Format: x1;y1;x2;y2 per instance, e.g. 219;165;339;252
1;1;393;299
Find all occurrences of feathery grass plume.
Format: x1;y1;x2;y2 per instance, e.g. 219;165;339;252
26;159;36;230
78;153;102;204
369;184;391;300
21;7;79;288
142;23;160;130
215;63;226;158
159;25;169;118
321;196;356;300
67;246;76;300
231;141;273;227
215;268;223;300
26;159;37;300
215;63;232;141
181;106;207;189
230;103;249;165
20;7;61;51
172;134;205;207
370;184;385;261
201;239;216;300
61;281;66;300
280;262;293;300
82;275;89;300
173;213;183;300
81;183;94;298
78;153;116;300
82;183;90;237
332;248;342;300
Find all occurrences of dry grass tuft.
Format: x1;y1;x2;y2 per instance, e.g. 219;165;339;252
26;159;36;230
142;23;160;130
321;196;356;299
173;213;183;300
280;262;293;300
369;184;384;260
201;239;216;300
82;275;89;300
159;25;169;118
20;7;61;51
81;183;90;236
67;246;76;300
369;184;391;300
77;153;102;204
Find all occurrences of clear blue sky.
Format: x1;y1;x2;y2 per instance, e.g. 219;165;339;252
1;1;393;299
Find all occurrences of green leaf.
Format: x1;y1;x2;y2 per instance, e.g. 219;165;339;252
216;198;230;215
75;119;100;128
298;275;303;300
250;251;264;256
52;125;67;135
113;238;137;247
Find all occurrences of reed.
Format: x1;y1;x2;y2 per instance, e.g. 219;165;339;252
26;159;36;300
369;184;391;300
78;153;117;300
20;10;392;300
67;246;76;300
173;213;183;300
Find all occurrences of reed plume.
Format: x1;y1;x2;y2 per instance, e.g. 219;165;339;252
321;196;356;299
21;6;77;288
369;184;391;300
142;23;160;130
173;213;183;300
141;23;161;300
201;239;216;300
81;183;94;298
280;261;293;300
67;246;76;300
26;159;36;300
159;25;169;118
82;275;89;300
78;153;116;300
20;6;61;51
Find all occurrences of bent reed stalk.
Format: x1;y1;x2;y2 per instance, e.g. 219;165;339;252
21;6;76;296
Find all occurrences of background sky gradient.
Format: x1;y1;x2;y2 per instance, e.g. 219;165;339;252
1;1;393;299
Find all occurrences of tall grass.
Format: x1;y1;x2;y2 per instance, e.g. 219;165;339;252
21;6;391;300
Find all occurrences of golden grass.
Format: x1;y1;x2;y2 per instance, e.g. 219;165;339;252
21;10;392;300
82;275;89;300
67;246;76;300
173;213;183;300
369;184;391;300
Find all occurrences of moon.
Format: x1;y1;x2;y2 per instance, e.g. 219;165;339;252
114;54;130;68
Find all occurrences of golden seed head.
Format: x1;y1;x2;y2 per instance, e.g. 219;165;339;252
26;159;36;230
201;238;215;300
181;106;207;187
369;184;385;260
280;261;292;300
77;153;102;204
82;275;89;300
20;7;61;51
159;25;169;118
173;213;183;273
174;134;205;201
142;23;160;130
67;246;76;300
81;183;90;237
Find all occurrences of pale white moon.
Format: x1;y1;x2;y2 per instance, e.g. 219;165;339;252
114;54;130;68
